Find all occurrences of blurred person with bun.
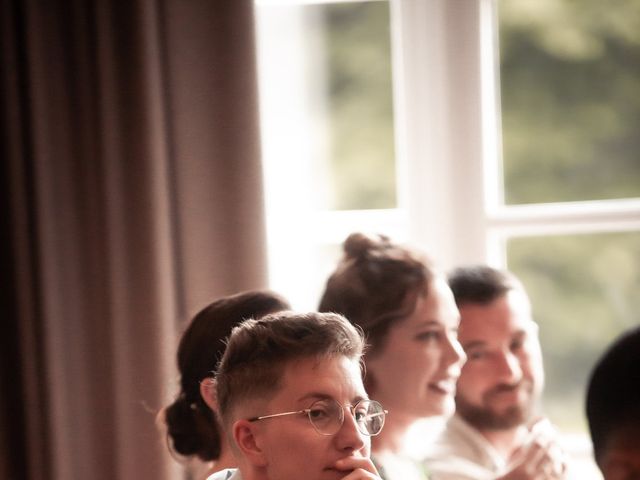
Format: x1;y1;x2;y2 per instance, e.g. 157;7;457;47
158;290;290;479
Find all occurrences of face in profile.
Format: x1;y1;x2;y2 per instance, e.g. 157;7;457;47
238;355;374;480
598;426;640;480
454;288;544;430
366;276;466;420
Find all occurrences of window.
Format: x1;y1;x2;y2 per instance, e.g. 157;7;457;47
255;0;404;309
496;0;640;472
255;0;639;475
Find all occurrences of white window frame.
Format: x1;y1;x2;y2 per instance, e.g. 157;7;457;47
256;0;640;310
393;0;640;268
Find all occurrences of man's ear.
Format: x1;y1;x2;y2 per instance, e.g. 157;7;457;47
199;377;219;412
233;419;268;467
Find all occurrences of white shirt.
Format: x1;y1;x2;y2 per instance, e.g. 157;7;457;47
373;452;430;480
206;468;242;480
422;414;508;480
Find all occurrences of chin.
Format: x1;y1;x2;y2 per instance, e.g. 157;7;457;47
437;399;456;418
421;398;454;418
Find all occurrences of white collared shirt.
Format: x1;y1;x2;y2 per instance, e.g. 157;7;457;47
206;468;242;480
422;414;507;480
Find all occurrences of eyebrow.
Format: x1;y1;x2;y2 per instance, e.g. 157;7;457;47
411;320;442;330
462;340;486;350
462;329;530;350
297;392;368;405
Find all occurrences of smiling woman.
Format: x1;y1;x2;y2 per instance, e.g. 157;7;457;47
318;232;465;480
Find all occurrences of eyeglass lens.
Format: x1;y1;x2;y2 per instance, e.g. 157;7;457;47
307;399;385;436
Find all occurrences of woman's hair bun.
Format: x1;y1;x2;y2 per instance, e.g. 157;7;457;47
164;396;202;457
343;232;390;259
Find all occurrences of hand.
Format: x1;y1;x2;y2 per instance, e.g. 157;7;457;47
333;456;383;479
497;419;568;480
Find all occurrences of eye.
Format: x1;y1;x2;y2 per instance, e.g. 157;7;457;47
510;336;525;352
353;405;369;422
308;402;332;420
416;331;440;341
466;349;486;361
354;411;367;422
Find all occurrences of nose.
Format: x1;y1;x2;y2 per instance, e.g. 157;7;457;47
333;406;367;452
495;350;523;384
444;332;466;372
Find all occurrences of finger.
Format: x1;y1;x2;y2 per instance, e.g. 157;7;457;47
333;457;380;476
510;441;547;478
339;467;380;480
541;458;554;478
537;438;568;478
521;439;548;467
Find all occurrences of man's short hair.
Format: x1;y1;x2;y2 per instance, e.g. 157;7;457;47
586;325;640;464
215;311;365;426
447;265;523;307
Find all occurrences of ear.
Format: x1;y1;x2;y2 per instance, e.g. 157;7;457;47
232;419;268;467
199;377;219;412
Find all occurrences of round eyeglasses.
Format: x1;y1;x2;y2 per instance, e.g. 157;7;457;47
248;398;387;436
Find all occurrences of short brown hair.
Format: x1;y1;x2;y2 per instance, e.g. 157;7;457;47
215;311;365;425
318;232;435;355
447;265;523;307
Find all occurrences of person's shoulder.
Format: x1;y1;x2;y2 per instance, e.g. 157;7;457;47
426;415;479;453
373;452;430;480
422;415;502;479
206;468;241;480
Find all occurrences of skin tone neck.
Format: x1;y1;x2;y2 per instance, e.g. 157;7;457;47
205;444;236;477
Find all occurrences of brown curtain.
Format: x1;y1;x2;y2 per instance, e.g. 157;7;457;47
0;0;268;479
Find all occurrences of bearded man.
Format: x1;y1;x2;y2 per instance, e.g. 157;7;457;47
423;266;569;480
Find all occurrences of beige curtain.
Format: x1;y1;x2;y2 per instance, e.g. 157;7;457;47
0;1;268;479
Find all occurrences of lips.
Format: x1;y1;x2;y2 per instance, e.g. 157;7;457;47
483;383;530;406
429;378;457;394
487;380;532;399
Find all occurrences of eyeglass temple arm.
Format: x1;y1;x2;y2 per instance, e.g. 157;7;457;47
248;409;308;422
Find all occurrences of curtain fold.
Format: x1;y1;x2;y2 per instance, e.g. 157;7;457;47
1;1;267;479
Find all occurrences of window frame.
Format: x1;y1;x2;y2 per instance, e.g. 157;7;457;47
255;0;640;308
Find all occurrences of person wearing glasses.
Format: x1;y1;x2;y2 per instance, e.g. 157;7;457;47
207;310;387;480
586;325;640;480
318;233;466;480
158;290;290;479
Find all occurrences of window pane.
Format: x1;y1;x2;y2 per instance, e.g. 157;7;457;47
256;1;396;211
498;0;640;205
507;232;640;435
322;1;396;210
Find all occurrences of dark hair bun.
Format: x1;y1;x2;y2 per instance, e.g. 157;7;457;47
343;232;390;259
164;395;219;460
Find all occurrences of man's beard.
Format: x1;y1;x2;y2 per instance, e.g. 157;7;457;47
455;382;535;431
